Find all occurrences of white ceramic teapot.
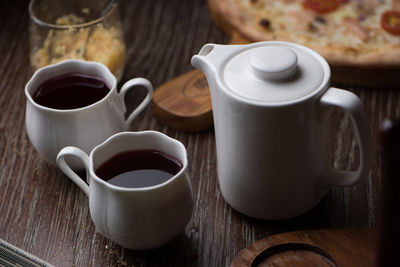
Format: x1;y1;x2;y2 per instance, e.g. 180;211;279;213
192;41;372;220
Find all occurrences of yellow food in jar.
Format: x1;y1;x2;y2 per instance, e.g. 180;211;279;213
30;14;126;80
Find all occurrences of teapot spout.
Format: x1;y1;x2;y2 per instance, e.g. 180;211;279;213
191;44;217;74
191;43;244;82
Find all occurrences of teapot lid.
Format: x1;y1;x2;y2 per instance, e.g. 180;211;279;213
223;42;326;104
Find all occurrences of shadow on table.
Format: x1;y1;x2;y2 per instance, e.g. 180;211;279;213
124;233;197;267
235;187;374;236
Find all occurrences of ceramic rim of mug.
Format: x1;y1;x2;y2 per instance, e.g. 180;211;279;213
88;131;189;192
28;0;118;30
25;59;116;113
218;41;332;107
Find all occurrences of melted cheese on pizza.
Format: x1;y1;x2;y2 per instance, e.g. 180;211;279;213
236;0;400;52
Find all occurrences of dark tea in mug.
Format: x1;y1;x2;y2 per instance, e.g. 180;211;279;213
33;73;110;109
95;149;183;188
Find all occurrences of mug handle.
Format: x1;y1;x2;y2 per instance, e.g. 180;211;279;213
317;87;373;192
57;147;91;197
118;78;153;129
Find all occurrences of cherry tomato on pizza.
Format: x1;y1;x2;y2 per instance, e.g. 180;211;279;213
303;0;340;14
381;11;400;35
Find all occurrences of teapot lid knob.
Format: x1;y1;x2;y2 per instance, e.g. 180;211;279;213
250;46;298;80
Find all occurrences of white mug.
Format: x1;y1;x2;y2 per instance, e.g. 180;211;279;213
56;131;194;250
25;60;153;167
192;41;373;219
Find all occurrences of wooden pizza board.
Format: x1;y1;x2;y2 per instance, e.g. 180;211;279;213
230;228;376;266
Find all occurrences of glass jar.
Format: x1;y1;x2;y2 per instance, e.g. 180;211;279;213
29;0;126;80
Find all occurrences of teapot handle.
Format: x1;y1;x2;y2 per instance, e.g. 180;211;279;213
118;78;153;130
317;87;373;193
57;147;91;197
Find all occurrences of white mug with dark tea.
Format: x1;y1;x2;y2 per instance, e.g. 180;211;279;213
25;60;153;167
56;131;194;250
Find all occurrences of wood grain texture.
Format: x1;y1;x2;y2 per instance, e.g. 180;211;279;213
0;0;397;266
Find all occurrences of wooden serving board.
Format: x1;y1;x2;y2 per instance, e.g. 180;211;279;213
231;228;376;267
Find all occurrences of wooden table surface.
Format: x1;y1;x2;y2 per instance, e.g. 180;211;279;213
0;0;399;266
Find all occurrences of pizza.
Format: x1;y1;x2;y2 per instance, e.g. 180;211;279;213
210;0;400;68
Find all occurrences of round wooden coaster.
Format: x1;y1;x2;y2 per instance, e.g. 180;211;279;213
152;69;213;132
231;228;375;267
